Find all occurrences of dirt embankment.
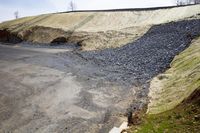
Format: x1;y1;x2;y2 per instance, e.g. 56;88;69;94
17;26;142;50
0;4;200;50
0;29;22;43
0;26;145;50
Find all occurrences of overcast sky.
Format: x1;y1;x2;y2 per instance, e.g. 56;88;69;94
0;0;176;22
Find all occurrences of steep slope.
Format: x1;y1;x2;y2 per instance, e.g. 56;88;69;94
0;5;200;50
148;37;200;114
129;37;200;133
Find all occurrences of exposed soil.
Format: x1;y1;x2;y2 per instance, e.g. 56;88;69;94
183;88;200;104
0;25;148;50
0;29;22;43
51;37;67;44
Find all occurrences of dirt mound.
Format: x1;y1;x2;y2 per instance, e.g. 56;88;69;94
6;26;142;50
20;26;70;43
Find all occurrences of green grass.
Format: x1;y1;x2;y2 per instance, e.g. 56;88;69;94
129;89;200;133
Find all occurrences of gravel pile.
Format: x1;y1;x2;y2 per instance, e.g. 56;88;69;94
79;19;200;85
55;19;200;132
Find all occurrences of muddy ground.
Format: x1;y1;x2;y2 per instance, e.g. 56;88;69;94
0;19;200;133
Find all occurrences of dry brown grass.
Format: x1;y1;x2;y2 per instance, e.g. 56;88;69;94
0;5;200;50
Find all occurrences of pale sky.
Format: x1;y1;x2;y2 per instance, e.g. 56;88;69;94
0;0;177;22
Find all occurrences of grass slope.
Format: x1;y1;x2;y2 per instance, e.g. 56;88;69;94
148;37;200;114
129;89;200;133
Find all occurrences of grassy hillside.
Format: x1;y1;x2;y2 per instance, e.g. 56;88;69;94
130;89;200;133
0;5;200;50
1;5;200;32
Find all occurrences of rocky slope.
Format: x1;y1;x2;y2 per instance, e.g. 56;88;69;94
148;37;200;114
128;37;200;133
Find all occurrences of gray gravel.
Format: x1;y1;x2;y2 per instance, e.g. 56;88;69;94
51;19;200;132
78;19;200;85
